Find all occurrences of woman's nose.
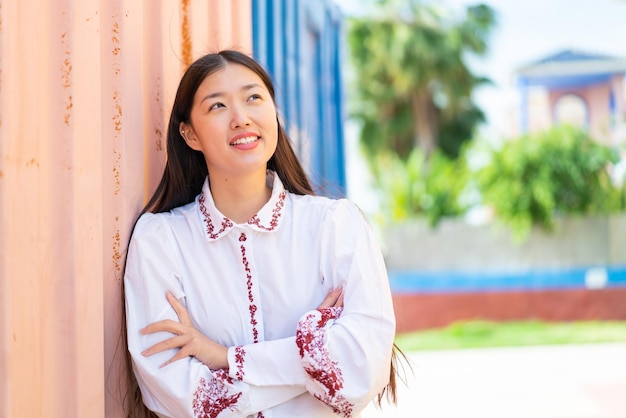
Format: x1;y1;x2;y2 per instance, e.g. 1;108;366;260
230;105;251;129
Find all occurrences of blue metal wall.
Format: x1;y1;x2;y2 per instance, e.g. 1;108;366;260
252;0;346;196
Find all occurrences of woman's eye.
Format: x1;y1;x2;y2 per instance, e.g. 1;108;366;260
209;102;225;111
248;94;261;102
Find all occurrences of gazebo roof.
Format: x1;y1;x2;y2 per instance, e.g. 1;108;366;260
516;49;626;88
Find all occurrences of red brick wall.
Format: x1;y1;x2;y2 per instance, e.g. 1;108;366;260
393;288;626;332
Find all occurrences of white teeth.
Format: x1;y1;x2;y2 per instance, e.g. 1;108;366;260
231;136;258;145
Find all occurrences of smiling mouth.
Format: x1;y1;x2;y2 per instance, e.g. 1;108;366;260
230;136;260;146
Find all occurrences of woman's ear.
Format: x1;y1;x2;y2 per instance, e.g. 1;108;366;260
179;122;202;151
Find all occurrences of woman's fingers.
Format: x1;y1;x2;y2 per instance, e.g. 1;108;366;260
140;319;182;335
139;293;189;336
141;335;194;368
336;289;344;307
159;349;192;369
141;335;188;357
318;287;344;309
166;291;192;325
138;294;191;364
139;291;229;370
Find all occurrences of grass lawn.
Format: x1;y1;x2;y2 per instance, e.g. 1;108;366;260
395;320;626;351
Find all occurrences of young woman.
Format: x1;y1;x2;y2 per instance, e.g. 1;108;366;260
124;50;398;418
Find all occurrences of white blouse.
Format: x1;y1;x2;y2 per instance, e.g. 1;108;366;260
124;171;396;418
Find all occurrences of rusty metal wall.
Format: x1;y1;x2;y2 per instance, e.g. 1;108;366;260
0;1;252;416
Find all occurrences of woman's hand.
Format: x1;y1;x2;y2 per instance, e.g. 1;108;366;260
140;291;229;370
318;287;344;309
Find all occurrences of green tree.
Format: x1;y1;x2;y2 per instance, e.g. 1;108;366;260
347;0;496;162
477;125;622;241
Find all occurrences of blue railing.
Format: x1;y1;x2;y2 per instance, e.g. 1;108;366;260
389;266;626;294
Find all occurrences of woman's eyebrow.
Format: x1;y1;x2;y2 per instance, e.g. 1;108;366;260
241;82;263;91
200;83;264;104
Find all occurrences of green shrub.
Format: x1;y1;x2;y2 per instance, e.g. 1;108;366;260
477;125;621;241
373;148;470;226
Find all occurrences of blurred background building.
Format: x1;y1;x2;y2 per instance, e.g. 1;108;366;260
387;47;626;332
516;49;626;146
336;0;626;333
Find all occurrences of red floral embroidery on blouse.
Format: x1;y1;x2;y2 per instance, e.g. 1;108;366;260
234;345;246;381
192;371;242;418
239;233;260;343
199;193;233;239
247;190;286;231
295;307;354;417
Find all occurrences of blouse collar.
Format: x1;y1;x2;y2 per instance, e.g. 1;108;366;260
197;170;287;241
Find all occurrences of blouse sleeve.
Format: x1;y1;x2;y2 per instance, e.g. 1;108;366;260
226;200;396;417
300;200;396;415
124;213;305;418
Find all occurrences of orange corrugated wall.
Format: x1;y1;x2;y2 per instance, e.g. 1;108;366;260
0;1;252;416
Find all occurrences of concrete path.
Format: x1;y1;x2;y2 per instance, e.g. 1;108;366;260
362;343;626;418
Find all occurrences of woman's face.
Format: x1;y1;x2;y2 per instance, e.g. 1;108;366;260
182;62;278;179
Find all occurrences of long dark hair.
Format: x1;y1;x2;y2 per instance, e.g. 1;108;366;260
122;50;402;417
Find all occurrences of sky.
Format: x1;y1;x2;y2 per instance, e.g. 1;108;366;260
336;0;626;208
